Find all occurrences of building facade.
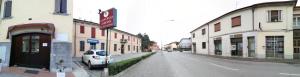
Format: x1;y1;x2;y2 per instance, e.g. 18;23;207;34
0;0;73;72
191;1;300;59
165;42;178;51
73;19;142;57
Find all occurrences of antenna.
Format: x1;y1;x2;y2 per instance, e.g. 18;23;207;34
235;0;238;9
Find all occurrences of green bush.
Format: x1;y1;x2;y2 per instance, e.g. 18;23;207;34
108;52;156;75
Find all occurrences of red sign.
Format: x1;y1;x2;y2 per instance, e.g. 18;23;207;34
100;8;117;30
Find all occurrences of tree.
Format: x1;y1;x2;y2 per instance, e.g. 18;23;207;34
137;33;151;52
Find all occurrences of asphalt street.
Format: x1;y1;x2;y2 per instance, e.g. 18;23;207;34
120;51;300;77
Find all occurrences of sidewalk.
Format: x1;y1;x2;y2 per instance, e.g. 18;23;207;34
191;53;300;64
0;67;74;77
111;52;150;63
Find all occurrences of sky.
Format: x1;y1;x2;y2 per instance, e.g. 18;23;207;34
74;0;294;46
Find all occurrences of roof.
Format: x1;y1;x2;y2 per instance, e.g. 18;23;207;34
73;18;141;39
190;0;296;33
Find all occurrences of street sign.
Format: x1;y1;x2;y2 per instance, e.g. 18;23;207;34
87;38;100;44
100;8;117;30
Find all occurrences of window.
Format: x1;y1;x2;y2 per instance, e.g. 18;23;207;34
293;16;300;27
133;46;135;51
128;36;130;41
232;16;241;27
122;35;124;39
214;22;221;32
101;43;105;50
128;45;130;51
114;44;117;51
101;30;105;36
90;44;96;50
115;33;117;39
80;26;84;33
80;41;85;51
22;36;30;52
266;36;284;58
202;42;206;49
55;0;67;14
268;10;281;22
4;0;12;18
192;33;195;38
84;50;93;55
91;27;96;38
202;28;206;35
0;0;2;16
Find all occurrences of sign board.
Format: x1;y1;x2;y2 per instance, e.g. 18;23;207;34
56;72;65;77
231;45;236;50
43;43;48;47
100;8;117;30
87;38;100;44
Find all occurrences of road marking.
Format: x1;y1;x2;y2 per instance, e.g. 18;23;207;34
279;73;300;76
208;62;240;71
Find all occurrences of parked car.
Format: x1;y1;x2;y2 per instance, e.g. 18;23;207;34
82;50;112;69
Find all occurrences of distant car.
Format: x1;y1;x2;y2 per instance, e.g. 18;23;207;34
82;50;112;69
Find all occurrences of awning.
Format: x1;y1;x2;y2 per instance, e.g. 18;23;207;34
7;23;55;39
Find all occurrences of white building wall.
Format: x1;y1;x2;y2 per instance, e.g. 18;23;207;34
192;2;295;59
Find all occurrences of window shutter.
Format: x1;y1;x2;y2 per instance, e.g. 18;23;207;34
60;0;67;13
267;10;271;22
55;0;61;13
279;10;282;21
4;1;12;18
91;27;96;38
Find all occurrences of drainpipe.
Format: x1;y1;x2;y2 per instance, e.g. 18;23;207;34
207;24;210;55
74;21;77;57
252;7;255;31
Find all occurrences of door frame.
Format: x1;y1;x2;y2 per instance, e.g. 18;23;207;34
10;33;51;69
247;37;255;57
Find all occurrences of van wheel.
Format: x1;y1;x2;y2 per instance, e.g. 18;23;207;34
88;61;93;70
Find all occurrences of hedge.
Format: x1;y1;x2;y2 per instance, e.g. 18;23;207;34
108;52;156;76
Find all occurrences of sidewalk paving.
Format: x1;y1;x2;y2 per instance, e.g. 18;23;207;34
0;67;74;77
190;53;300;64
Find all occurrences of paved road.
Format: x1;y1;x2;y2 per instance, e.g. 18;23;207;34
120;51;300;77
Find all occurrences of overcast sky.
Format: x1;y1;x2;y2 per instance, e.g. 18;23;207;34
74;0;294;46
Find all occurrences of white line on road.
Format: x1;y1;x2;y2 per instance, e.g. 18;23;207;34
279;73;300;76
208;62;240;71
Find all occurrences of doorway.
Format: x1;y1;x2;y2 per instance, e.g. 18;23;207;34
10;33;51;69
121;45;124;54
248;37;255;57
231;38;243;56
192;43;196;53
214;40;222;55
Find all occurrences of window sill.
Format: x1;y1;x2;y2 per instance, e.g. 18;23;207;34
232;25;241;28
267;21;283;23
2;17;13;20
53;12;70;16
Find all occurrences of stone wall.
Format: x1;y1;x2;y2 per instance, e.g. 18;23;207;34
0;42;11;67
50;42;72;72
